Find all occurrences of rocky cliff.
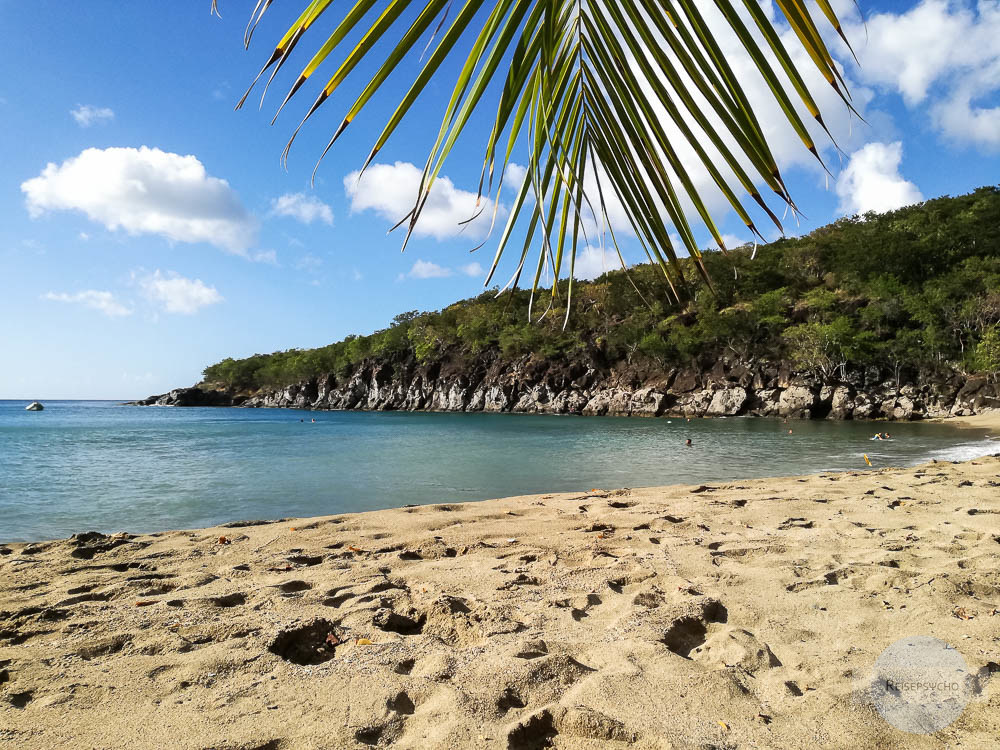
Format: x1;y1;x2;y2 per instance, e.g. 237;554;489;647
134;354;1000;421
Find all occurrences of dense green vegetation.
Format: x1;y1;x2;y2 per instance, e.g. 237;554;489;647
204;187;1000;391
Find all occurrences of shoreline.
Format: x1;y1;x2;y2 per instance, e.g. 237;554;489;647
1;409;996;546
126;393;1000;435
2;410;997;546
932;411;1000;433
2;457;999;748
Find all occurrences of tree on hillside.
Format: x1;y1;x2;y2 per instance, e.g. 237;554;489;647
975;325;1000;383
217;0;856;314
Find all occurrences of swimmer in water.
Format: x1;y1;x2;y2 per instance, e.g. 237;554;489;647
685;438;692;447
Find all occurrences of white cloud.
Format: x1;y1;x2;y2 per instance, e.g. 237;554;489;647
460;262;485;277
252;249;278;265
503;163;527;191
270;192;333;225
835;141;924;216
395;259;489;280
846;0;1000;149
294;254;323;273
138;270;223;314
718;234;751;250
405;259;453;279
78;232;89;241
932;86;1000;150
344;161;505;241
70;105;114;127
43;290;131;318
22;146;256;253
574;246;628;281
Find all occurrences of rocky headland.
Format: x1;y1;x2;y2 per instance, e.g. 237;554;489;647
134;354;1000;422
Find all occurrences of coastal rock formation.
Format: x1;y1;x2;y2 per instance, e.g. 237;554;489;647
130;387;242;408
137;355;1000;422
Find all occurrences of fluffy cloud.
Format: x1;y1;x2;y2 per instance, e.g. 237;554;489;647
70;105;114;127
294;254;323;273
270;192;333;225
933;88;1000;149
251;249;278;265
403;259;453;279
460;262;485;277
503;163;527;191
138;270;223;314
344;161;505;241
22;146;256;252
396;259;491;280
573;245;628;281
42;290;131;317
718;234;751;250
846;0;1000;149
835;142;924;216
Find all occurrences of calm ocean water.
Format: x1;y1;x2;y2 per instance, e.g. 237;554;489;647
0;400;994;542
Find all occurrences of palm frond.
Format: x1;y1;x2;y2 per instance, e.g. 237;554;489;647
226;0;854;308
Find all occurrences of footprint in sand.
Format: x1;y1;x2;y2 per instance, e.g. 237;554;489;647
274;580;312;595
506;705;635;749
661;598;728;658
570;593;603;621
372;607;425;635
268;619;340;666
386;690;416;715
208;592;247;608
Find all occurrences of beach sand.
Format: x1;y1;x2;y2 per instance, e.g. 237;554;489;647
936;411;1000;433
2;455;999;749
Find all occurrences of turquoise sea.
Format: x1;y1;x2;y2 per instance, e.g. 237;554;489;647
0;400;994;542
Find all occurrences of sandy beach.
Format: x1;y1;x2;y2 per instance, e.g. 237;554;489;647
936;412;1000;433
2;452;999;749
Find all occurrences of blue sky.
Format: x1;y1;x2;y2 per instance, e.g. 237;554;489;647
2;0;998;399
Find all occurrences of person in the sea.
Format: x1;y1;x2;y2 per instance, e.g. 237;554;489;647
685;438;692;447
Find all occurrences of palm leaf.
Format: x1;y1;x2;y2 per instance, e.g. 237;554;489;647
224;0;855;305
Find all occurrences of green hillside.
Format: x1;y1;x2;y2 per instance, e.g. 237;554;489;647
204;187;1000;391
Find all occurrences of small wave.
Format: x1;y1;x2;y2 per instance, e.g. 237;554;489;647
924;440;997;463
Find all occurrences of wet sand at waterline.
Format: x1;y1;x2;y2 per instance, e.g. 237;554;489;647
936;411;1000;433
2;456;999;749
